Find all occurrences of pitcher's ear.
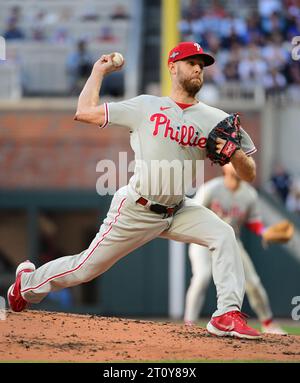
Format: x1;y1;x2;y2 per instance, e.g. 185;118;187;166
168;61;177;75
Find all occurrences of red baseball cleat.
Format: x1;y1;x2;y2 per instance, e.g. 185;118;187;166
207;311;262;339
7;260;36;312
261;321;287;335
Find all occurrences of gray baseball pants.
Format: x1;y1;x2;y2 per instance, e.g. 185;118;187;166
21;185;245;317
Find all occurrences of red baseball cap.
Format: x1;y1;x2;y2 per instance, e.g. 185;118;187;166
168;41;215;66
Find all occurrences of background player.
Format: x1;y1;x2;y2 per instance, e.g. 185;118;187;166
8;42;261;339
184;163;287;335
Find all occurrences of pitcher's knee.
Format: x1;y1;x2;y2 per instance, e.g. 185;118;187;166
223;222;235;238
210;221;236;249
71;261;107;285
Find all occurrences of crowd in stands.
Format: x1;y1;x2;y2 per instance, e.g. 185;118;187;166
66;39;124;96
2;4;130;43
179;0;300;97
1;3;129;96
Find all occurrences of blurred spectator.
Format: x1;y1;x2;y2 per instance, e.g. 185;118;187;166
285;13;300;40
66;39;93;95
285;61;300;85
31;10;48;41
220;13;247;41
221;42;244;78
221;27;247;49
182;0;203;20
286;178;300;214
96;26;118;43
6;5;22;25
3;20;25;40
223;60;240;81
208;0;228;18
262;32;288;70
204;62;225;85
30;9;64;41
200;8;226;36
178;16;193;40
203;33;226;85
245;12;264;45
238;44;268;84
258;0;282;18
52;26;69;43
110;5;130;20
261;11;286;36
270;164;292;203
263;66;287;96
80;5;100;22
285;61;300;99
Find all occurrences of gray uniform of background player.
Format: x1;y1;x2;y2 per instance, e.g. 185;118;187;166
184;177;273;323
20;95;256;318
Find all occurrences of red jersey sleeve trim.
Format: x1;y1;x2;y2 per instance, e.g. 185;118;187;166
245;220;265;235
245;147;257;156
99;103;109;129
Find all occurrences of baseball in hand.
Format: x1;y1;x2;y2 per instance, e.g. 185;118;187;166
112;52;124;67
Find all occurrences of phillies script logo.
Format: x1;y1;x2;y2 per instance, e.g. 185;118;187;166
211;201;246;221
150;113;207;148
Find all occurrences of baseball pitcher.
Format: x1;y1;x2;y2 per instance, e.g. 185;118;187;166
184;163;291;335
8;42;261;339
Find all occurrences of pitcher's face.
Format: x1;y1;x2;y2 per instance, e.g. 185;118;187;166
171;56;205;97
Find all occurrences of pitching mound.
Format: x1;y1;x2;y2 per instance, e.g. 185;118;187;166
0;310;299;362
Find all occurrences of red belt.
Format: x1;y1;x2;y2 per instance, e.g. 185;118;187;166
136;197;182;217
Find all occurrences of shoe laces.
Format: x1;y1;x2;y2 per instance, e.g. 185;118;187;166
229;311;249;325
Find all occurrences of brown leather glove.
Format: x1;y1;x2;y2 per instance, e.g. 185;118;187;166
206;113;242;166
262;220;294;244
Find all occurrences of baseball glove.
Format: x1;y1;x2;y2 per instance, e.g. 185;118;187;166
262;220;294;244
206;113;242;166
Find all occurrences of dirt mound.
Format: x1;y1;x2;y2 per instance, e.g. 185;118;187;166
0;310;299;362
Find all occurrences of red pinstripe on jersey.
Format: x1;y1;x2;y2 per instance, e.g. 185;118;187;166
99;102;109;128
21;197;127;294
245;147;257;156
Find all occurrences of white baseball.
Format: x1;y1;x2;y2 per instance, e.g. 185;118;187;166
112;52;124;67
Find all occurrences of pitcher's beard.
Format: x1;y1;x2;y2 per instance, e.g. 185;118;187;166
181;78;203;97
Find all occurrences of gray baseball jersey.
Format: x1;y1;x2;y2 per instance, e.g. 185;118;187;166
102;96;257;206
193;177;261;237
20;95;256;319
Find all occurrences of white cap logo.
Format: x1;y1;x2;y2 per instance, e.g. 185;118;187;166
193;43;201;51
170;51;180;59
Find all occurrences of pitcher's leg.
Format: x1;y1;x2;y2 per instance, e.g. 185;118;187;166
161;200;245;317
20;191;169;304
239;241;273;321
184;244;212;323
